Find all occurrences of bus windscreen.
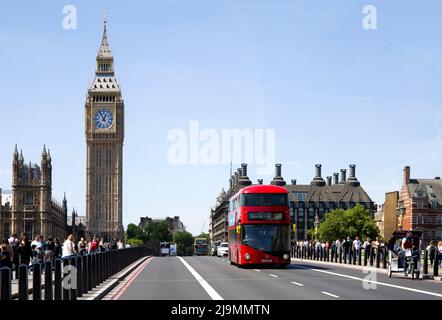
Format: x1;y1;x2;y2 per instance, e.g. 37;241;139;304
242;224;290;252
240;194;288;206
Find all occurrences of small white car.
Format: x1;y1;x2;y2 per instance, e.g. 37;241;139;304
217;242;229;257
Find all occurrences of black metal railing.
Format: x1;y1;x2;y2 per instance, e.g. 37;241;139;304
0;246;152;300
291;244;440;278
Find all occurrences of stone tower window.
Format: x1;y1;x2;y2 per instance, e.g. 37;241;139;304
25;192;34;205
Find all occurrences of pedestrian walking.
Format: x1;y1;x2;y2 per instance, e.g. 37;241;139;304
54;238;62;259
17;233;32;267
45;237;55;262
353;236;362;261
438;241;442;266
0;243;12;269
62;234;77;259
78;237;88;255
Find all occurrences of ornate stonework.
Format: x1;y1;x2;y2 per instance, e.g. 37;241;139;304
85;18;124;241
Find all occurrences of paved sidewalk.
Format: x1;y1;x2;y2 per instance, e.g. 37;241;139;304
80;256;151;300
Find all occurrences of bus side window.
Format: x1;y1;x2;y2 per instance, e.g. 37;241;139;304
229;230;235;244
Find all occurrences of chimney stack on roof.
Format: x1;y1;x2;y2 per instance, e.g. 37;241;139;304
404;166;411;185
340;169;347;184
291;179;297;185
271;164;286;186
333;173;339;185
346;164;360;186
311;164;326;186
258;179;263;185
327;176;332;186
238;163;252;186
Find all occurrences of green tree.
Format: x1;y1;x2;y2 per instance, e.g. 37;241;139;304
126;223;143;240
143;221;172;243
127;238;144;246
316;205;379;242
173;231;195;256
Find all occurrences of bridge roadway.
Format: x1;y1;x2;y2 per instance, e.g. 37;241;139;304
104;256;442;300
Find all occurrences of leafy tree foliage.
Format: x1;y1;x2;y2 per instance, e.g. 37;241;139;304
314;205;379;242
126;223;143;240
173;231;195;256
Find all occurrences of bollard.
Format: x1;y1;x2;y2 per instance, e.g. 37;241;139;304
63;258;70;300
376;248;380;268
44;261;52;300
99;252;103;283
87;254;93;291
383;248;387;269
93;253;99;287
339;249;342;263
0;267;12;300
76;256;82;297
82;255;88;294
423;250;428;275
353;250;356;265
363;248;368;266
32;262;42;300
433;255;439;277
18;264;28;300
358;249;362;266
97;253;102;284
369;248;374;266
70;257;77;301
54;259;62;300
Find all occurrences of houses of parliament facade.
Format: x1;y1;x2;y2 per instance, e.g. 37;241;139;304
0;19;124;241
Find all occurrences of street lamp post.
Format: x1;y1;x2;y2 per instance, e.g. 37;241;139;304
396;202;406;231
314;214;319;241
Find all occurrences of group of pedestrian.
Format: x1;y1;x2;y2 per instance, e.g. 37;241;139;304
0;233;126;277
293;236;386;263
426;240;442;267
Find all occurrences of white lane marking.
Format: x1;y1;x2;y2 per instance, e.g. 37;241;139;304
269;274;278;278
297;266;442;298
321;291;339;298
291;281;304;287
254;269;261;272
178;257;224;300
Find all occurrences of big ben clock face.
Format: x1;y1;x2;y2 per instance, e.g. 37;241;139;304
94;109;114;129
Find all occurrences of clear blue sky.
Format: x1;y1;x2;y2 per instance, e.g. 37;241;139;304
1;1;442;235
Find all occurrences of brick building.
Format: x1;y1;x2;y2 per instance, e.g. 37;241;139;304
397;166;442;244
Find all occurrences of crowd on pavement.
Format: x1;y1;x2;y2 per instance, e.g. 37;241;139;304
0;233;127;276
292;236;442;266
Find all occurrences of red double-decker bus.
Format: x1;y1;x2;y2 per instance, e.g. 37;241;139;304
228;185;291;267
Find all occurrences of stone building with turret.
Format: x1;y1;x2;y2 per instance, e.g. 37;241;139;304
0;145;70;241
209;163;375;243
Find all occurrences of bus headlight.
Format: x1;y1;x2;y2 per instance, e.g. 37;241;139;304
244;253;251;261
283;254;289;260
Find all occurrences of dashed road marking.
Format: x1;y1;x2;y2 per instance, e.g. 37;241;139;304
269;274;278;278
321;291;339;298
254;269;261;272
291;281;303;286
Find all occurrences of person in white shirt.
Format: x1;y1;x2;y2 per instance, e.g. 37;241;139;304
62;234;77;259
117;240;124;249
335;239;341;258
353;236;362;261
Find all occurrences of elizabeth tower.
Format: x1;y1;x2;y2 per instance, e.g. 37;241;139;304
85;18;124;241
